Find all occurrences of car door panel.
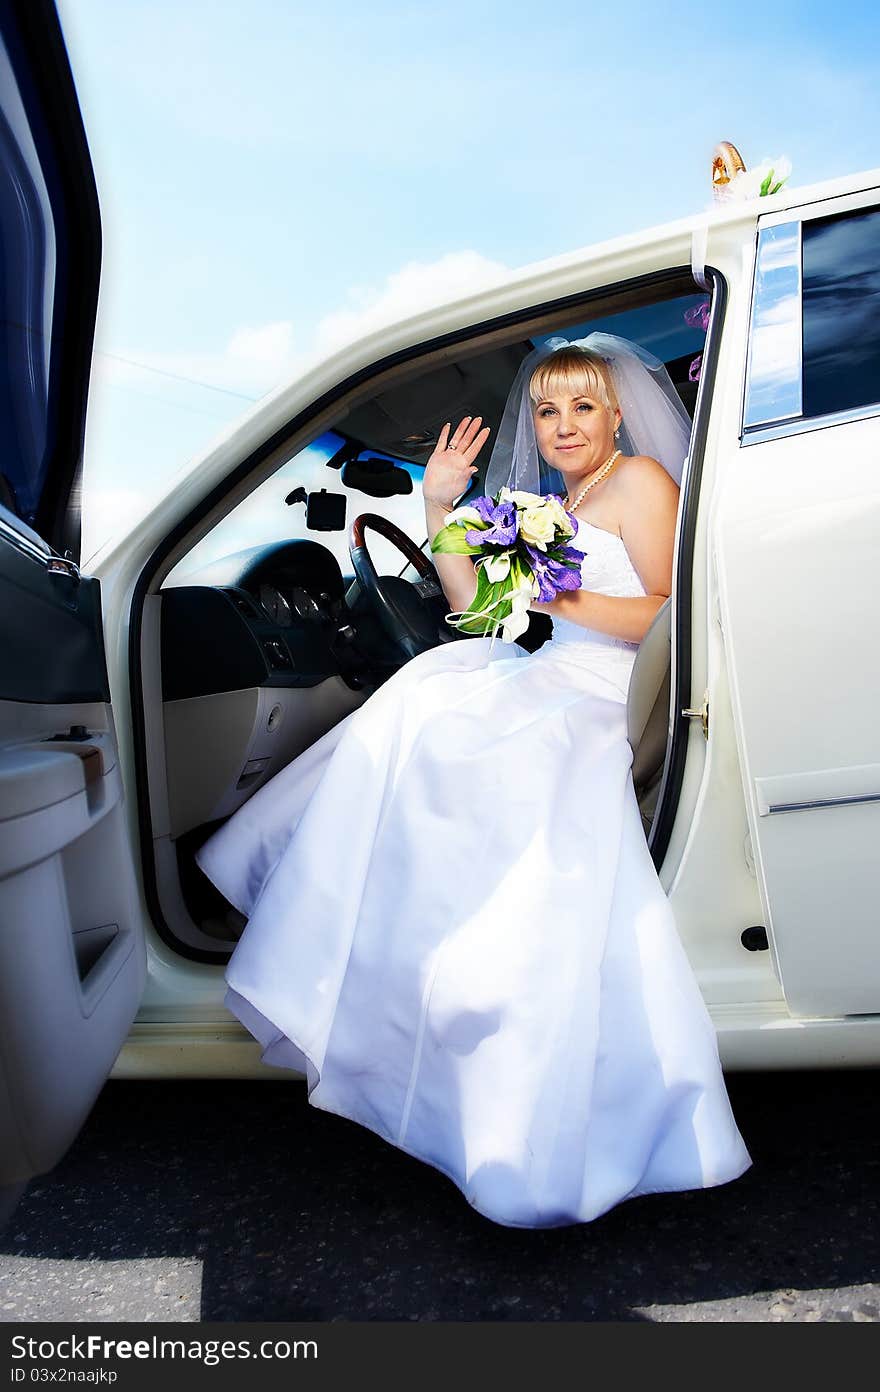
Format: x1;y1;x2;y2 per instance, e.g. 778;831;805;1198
0;526;145;1195
716;197;880;1018
0;0;145;1217
0;512;109;703
716;419;880;1017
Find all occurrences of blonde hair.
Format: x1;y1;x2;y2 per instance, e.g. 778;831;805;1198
528;346;619;414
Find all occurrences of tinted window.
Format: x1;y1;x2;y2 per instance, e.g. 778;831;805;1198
535;291;709;387
802;206;880;420
0;36;55;526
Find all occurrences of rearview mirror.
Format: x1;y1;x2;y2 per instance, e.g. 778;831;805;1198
341;456;414;498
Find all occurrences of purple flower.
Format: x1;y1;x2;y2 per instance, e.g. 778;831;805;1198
548;543;584;566
473;494;500;524
525;544;584;602
464;498;519;549
684;301;710;333
688;353;702;383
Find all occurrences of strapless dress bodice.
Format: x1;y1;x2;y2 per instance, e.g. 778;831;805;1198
545;519;645;673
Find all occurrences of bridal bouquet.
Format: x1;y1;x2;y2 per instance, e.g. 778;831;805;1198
430;487;584;643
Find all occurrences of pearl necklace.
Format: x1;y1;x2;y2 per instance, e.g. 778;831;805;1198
564;449;622;513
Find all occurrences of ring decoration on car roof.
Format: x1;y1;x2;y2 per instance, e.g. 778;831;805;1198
712;141;792;203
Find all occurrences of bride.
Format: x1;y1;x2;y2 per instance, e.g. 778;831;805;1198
195;334;752;1228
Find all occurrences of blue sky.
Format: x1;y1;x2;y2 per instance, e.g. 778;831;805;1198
55;0;880;559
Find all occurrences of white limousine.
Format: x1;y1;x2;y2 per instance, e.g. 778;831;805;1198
2;0;879;1214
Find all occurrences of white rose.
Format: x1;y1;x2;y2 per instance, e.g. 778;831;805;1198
519;504;556;549
508;489;543;508
543;496;574;535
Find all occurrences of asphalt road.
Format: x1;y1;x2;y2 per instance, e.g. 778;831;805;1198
2;1069;879;1322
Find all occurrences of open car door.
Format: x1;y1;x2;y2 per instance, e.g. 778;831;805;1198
715;197;880;1019
0;0;144;1223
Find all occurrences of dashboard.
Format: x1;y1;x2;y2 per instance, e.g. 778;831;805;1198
160;538;383;701
257;582;325;627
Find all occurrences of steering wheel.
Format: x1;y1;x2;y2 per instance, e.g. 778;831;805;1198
349;513;452;661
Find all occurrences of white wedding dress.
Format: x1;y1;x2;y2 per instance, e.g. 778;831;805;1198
196;518;752;1227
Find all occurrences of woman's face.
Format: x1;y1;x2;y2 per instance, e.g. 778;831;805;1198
532;387;621;482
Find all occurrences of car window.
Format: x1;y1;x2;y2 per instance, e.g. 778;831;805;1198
0;36;56;527
533;292;711;367
802;205;880;420
169;291;705;588
168;430;426;584
744;203;880;439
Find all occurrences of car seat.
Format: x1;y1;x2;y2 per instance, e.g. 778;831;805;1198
627;597;672;833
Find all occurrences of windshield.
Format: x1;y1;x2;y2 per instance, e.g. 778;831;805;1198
168;429;427;584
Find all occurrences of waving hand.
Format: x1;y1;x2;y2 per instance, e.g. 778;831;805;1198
423;416;491;508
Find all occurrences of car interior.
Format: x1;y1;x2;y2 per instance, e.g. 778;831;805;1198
142;275;710;956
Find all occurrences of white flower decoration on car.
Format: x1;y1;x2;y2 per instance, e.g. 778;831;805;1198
721;156;792;202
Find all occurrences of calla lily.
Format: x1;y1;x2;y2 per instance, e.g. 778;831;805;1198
482;551;512;582
443;504;485;528
501;587;533;643
501;609;531;643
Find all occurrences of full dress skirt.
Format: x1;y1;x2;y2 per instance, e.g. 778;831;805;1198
196;520;751;1227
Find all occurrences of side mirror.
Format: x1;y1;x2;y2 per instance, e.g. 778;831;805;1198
341;456;413;498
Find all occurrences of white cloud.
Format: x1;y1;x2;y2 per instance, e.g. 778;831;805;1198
226;320;296;368
93;320;298;403
91;249;509;412
81;486;153;564
83;249;512;559
314;251;509;356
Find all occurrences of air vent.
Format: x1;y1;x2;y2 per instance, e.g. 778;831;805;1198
260;638;294;672
226;590;258;619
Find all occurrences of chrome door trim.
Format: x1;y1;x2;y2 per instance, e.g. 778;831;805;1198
741;398;880;447
765;792;880;815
